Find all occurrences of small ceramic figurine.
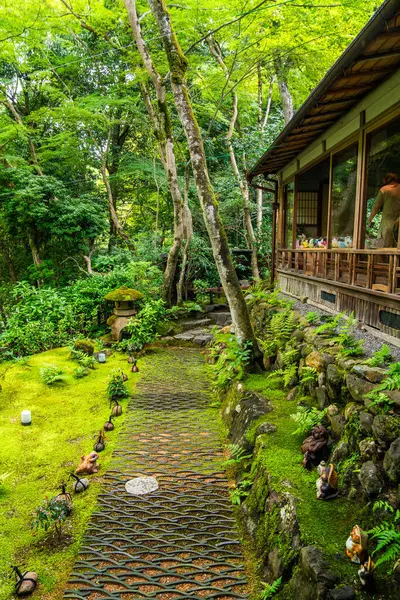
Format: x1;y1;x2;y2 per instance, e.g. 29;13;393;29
317;238;325;247
332;237;339;248
308;238;314;248
296;239;301;248
339;239;346;248
316;462;339;500
345;236;352;248
76;451;99;475
346;525;369;564
358;557;375;592
301;425;329;469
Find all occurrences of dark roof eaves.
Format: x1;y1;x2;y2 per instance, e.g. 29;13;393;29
248;0;400;180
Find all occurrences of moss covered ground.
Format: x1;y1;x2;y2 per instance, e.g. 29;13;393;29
0;348;139;600
242;373;366;587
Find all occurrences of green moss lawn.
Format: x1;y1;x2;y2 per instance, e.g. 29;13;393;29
0;348;139;600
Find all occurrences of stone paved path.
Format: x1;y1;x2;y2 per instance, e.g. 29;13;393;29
64;348;249;600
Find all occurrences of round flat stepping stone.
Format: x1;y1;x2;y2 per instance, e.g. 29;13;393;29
125;476;159;496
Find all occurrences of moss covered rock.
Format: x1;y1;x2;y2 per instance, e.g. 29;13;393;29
73;338;95;356
104;286;144;302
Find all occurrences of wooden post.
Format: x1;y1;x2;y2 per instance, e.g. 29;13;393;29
326;154;333;248
270;180;279;284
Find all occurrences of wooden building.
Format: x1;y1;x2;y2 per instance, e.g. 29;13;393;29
249;0;400;340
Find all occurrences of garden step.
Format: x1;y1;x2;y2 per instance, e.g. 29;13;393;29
178;317;213;330
208;311;232;326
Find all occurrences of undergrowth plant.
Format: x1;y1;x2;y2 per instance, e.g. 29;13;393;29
258;577;282;599
40;365;65;385
107;369;129;399
364;344;392;367
229;478;253;505
222;444;252;468
125;299;166;351
212;339;253;391
305;311;319;325
369;501;400;571
364;362;400;412
290;405;326;435
32;497;70;540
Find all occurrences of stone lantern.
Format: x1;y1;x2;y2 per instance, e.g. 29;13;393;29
104;286;144;341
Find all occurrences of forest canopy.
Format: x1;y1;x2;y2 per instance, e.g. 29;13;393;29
0;0;379;352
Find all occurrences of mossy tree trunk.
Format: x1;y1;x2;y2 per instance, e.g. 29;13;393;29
145;0;260;353
124;0;186;308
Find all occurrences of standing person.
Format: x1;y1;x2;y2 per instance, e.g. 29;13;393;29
368;172;400;247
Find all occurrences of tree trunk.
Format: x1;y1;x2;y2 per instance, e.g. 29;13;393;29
177;167;192;305
277;78;293;125
146;0;259;353
100;164;134;249
207;37;260;281
82;239;95;275
125;0;186;307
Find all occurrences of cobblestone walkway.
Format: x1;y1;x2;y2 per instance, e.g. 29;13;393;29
64;348;248;600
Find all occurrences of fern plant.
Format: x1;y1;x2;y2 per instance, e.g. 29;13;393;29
306;311;319;325
40;365;65;385
369;503;400;571
299;366;318;389
259;577;282;599
229;478;253;506
290;406;325;435
364;344;392;367
222;444;252;468
315;312;345;335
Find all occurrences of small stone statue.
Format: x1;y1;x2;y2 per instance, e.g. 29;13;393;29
76;451;99;475
301;425;329;469
11;565;38;597
346;525;369;564
358;557;375;592
316;462;339;500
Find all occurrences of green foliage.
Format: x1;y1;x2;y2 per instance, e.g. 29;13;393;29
268;309;297;349
222;444;252;468
40;365;65;385
364;362;400;412
364;344;392;367
125;299;166;352
369;503;400;571
211;339;253;391
299;366;318;389
73;366;89;379
193;279;209;304
71;350;97;370
315;312;345;335
31;497;70;539
268;363;297;389
229;478;253;505
290;406;326;435
305;311;319;325
258;577;282;599
107;369;129;400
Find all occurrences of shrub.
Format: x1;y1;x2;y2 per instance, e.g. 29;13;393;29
31;496;70;540
290;406;326;435
73;338;94;356
125;299;167;352
40;365;65;385
107;369;129;399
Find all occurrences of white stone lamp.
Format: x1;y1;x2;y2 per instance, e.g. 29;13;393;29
21;410;32;426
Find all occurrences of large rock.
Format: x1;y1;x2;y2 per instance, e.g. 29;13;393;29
289;546;338;600
306;351;325;372
326;404;345;438
256;422;277;435
359;439;378;462
229;392;273;450
359;412;374;435
328;586;355;600
372;415;400;449
316;386;329;409
346;373;376;402
383;437;400;483
331;441;349;464
352;365;387;383
359;460;383;498
326;364;343;400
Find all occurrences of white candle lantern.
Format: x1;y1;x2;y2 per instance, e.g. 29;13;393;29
21;410;32;426
97;353;106;363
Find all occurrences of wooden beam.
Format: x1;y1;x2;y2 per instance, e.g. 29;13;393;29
315;98;356;107
374;27;400;42
359;49;400;62
340;67;393;79
302;110;343;124
328;84;374;94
